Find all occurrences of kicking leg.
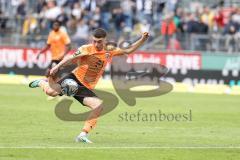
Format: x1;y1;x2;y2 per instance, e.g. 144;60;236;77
29;76;61;97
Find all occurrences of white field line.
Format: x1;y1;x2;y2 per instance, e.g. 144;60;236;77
0;146;240;149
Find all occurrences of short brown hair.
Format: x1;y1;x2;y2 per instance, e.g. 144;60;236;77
92;28;107;38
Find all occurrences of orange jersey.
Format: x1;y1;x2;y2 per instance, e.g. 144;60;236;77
72;44;123;89
47;29;71;60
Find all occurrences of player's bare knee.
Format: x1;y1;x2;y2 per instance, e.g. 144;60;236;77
45;89;58;97
83;97;103;109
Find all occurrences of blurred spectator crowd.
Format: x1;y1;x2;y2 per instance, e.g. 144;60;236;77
0;0;240;53
161;1;240;53
0;0;165;44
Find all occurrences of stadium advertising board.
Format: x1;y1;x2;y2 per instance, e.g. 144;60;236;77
0;47;51;75
112;51;239;85
0;47;239;85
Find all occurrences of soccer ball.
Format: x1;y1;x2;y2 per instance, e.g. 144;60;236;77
60;79;78;96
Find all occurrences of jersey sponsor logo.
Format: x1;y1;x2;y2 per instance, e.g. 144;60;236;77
105;52;110;59
73;50;81;57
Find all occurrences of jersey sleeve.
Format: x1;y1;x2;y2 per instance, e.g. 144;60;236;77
76;45;90;55
111;47;125;56
71;45;91;64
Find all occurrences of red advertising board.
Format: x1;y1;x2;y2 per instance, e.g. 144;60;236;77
0;47;201;75
128;51;201;70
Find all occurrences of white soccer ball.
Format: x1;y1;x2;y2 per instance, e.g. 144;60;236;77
61;79;78;96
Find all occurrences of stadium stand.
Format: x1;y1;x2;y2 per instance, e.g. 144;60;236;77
0;0;240;53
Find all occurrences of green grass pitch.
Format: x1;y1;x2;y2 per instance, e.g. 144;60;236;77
0;84;240;160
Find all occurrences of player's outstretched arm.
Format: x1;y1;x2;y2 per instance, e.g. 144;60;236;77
36;44;51;59
64;44;71;55
61;44;71;59
120;32;149;55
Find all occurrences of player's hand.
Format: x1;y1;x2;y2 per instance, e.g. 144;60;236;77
142;32;149;41
36;53;42;60
49;66;59;77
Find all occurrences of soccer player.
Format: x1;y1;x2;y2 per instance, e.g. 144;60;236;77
29;28;149;143
36;20;71;76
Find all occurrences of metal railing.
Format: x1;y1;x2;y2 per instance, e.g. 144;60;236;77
1;17;240;54
1;32;240;54
143;33;240;54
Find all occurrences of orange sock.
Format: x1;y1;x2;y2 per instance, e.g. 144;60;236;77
82;107;102;133
82;118;97;133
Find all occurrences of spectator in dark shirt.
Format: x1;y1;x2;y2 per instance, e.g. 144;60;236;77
16;0;27;17
36;0;47;14
224;15;239;53
0;9;7;36
64;0;79;8
112;8;126;39
186;14;199;34
100;0;112;31
56;6;69;27
16;0;27;33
